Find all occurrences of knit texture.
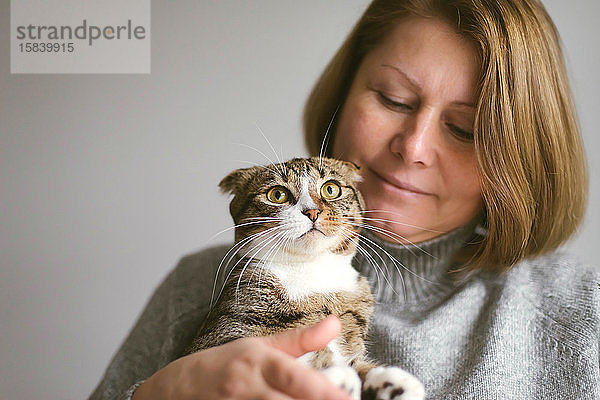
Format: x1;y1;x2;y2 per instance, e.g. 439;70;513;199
89;225;600;400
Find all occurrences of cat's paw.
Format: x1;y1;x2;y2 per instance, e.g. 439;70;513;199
363;366;424;400
321;366;361;400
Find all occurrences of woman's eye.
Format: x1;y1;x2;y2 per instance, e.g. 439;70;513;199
320;181;342;200
266;186;289;204
377;92;412;111
448;124;474;142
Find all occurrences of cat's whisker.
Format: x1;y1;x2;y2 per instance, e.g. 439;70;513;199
337;227;388;297
354;244;383;295
232;159;288;178
357;233;407;301
247;226;292;286
266;234;294;296
356;212;446;234
339;226;402;299
241;216;286;221
355;243;388;299
339;218;438;260
360;223;438;261
233;231;281;301
356;227;440;286
254;123;287;178
235;229;289;302
254;235;286;302
338;223;407;296
254;233;291;301
211;229;270;306
233;142;284;177
229;226;286;273
220;225;279;271
357;243;395;299
232;159;268;168
211;225;282;308
318;104;340;172
339;218;431;286
209;219;285;240
225;221;297;290
348;220;434;265
238;221;296;265
280;144;285;173
247;236;281;289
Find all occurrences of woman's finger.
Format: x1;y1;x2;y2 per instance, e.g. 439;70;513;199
264;315;342;357
261;353;350;400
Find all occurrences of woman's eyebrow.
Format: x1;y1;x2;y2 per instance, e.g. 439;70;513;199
380;64;420;92
380;64;476;109
451;101;476;109
381;64;476;111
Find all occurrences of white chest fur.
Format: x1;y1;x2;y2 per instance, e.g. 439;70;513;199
263;253;358;301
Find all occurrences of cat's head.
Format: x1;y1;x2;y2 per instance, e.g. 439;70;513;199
219;157;365;260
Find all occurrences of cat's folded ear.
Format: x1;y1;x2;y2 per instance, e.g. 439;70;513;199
338;160;363;183
342;160;361;172
218;166;260;195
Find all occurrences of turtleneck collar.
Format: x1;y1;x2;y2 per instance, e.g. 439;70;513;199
352;219;480;305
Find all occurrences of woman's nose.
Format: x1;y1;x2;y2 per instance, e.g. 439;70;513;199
389;109;438;166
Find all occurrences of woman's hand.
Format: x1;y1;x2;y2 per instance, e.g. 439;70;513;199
132;315;351;400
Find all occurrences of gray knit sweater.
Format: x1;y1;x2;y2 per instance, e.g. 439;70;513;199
89;225;600;400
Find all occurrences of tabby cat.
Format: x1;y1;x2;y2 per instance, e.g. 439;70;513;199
186;157;424;400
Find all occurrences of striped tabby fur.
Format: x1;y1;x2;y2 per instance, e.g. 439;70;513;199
185;157;424;399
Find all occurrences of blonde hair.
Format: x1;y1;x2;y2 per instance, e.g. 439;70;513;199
303;0;588;270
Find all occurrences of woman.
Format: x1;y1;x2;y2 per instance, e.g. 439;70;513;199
90;0;599;399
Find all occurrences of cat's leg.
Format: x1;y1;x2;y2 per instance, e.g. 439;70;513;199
298;341;362;400
350;358;377;381
360;365;425;400
321;366;361;400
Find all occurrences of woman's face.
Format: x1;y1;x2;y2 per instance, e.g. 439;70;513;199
333;17;482;244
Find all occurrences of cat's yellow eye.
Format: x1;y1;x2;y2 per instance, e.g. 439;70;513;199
321;181;341;200
266;186;289;204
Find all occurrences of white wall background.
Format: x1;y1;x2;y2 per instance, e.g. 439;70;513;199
1;1;598;399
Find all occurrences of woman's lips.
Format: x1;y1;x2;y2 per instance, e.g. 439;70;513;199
368;168;434;198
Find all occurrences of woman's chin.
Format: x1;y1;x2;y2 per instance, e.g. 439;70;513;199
365;219;437;245
359;200;440;244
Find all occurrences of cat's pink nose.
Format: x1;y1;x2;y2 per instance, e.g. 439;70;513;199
302;208;321;222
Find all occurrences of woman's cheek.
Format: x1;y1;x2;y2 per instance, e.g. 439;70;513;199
346;109;382;159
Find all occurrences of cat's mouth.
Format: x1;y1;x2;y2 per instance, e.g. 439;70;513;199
298;227;326;239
